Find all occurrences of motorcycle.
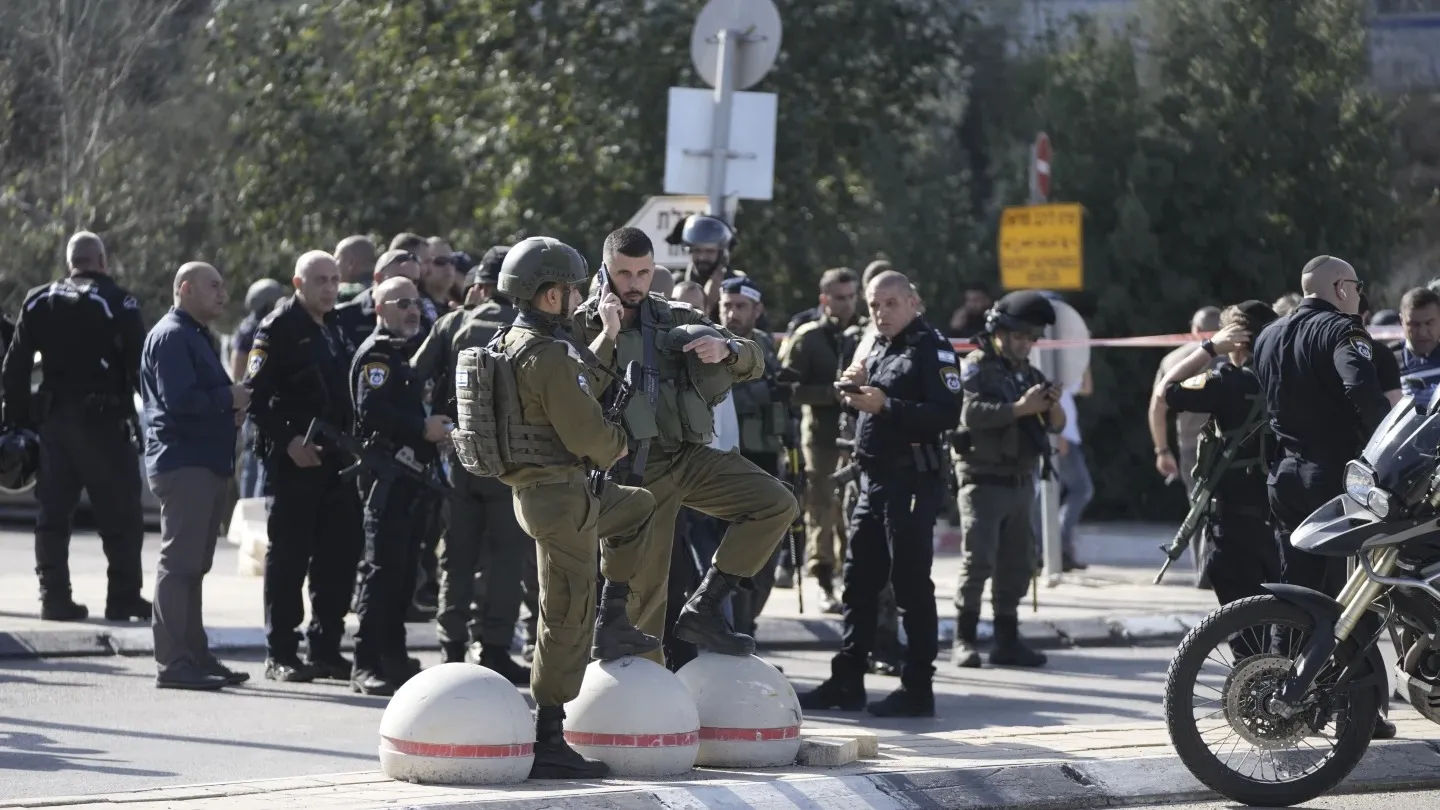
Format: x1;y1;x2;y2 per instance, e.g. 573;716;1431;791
1163;395;1440;807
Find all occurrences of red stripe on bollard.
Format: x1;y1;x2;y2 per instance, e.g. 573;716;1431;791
381;736;534;758
697;725;801;742
564;730;701;748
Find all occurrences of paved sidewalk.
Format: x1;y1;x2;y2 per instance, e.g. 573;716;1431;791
5;715;1437;809
0;523;1218;659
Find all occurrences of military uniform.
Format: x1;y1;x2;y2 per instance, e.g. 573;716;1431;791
244;295;362;678
411;296;533;675
1164;361;1282;605
572;292;798;663
1252;297;1390;596
798;314;958;717
1;272;148;621
779;316;859;587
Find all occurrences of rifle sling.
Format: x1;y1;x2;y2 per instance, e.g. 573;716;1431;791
627;301;661;486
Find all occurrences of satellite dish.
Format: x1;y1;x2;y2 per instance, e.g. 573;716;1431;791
690;0;783;90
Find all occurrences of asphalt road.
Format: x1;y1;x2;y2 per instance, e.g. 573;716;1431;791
0;644;1176;802
1137;789;1440;809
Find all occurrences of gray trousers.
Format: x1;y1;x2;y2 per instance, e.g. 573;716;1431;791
150;467;229;675
956;479;1036;618
437;466;532;650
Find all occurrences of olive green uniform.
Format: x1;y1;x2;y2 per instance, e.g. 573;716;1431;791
778;316;856;575
411;299;535;657
953;348;1052;618
499;325;654;706
573;294;798;664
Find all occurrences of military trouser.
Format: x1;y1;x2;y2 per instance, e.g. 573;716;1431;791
438;465;531;651
513;471;653;707
34;402;145;606
801;441;844;576
956;477;1036;619
631;444;799;665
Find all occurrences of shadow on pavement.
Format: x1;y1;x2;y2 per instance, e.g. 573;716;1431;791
0;716;376;762
0;730;177;778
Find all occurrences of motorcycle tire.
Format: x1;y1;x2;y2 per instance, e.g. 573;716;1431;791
1164;594;1378;807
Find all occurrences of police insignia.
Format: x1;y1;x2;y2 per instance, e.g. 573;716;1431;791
245;349;266;379
577;374;591;395
962;363;980;382
937;349;957;364
122;295;139;311
1180;373;1208;390
941;366;963;393
1351;337;1373;361
364;362;389;388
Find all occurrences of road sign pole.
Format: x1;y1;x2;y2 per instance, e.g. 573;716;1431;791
706;28;737;223
1030;138;1064;588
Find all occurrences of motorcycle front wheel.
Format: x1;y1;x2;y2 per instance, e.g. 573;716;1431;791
1163;594;1378;807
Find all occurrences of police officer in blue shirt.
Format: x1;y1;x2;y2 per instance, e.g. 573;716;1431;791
797;270;959;718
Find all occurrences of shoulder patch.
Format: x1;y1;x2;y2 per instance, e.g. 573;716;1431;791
941;365;963;393
577;373;591;395
122;295;139;311
244;349;266;380
937;349;957;365
363;362;389;389
1350;337;1373;362
1180;373;1208;390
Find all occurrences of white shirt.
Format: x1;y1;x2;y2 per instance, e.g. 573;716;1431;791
710;392;740;452
1058;389;1082;445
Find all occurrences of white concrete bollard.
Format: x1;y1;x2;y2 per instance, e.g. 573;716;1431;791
675;652;803;767
564;657;699;777
378;662;534;785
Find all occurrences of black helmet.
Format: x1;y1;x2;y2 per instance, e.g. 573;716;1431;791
985;290;1056;335
0;427;40;494
674;215;734;249
464;245;509;290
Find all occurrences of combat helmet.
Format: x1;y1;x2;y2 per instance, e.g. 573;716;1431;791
498;237;588;306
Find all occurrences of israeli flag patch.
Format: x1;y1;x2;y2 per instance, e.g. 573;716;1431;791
938;349;957;364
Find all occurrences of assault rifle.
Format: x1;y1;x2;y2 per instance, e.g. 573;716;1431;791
304;418;450;503
774;366;805;613
589;360;644;497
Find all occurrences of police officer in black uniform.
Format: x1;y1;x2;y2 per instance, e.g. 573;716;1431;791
244;250;363;683
334;249;429;353
1158;300;1283;606
1251;254;1396;740
349;276;453;695
797;270;959;718
409;246;533;682
1;231;150;622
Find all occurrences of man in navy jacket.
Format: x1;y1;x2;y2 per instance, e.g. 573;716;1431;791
141;262;251;690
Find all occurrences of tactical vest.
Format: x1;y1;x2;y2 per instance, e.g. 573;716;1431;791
452;331;577;477
616;297;723;449
1190;381;1268;489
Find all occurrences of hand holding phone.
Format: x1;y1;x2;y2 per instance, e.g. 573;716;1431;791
834;381;865;395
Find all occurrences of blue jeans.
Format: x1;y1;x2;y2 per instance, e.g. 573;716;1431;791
1056;442;1094;559
238;419;265;499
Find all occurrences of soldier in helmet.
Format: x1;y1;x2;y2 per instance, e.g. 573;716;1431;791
495;236;661;778
410;246;533;682
949;290;1066;671
796;271;959;718
573;227;798;666
669;214;740;320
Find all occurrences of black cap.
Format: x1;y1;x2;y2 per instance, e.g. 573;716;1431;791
1234;299;1279;333
451;251;476;276
720;276;762;302
987;290;1056;333
465;245;509;289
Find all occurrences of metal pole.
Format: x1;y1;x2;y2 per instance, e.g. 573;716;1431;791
707;28;737;221
1030;173;1063;588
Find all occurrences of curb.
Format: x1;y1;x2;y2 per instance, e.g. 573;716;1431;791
5;741;1438;809
0;613;1205;660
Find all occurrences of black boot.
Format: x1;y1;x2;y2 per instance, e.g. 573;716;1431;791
439;642;468;664
40;596;89;622
797;655;867;711
592;581;661;661
990;615;1046;667
673;567;755;656
952;610;982;668
529;705;609;779
867;682;935;718
479;646;532;685
306;651;354;681
105;595;152;622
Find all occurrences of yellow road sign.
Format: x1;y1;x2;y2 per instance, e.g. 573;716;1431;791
999;203;1083;291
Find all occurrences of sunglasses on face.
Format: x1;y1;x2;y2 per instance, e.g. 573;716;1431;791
387;297;423;311
1335;278;1365;294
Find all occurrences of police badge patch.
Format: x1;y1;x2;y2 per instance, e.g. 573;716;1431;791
577;374;591;395
364;362;389;388
941;365;963;393
1351;337;1373;361
1180;373;1208;390
245;349;266;379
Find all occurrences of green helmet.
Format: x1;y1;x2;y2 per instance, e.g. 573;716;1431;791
498;237;588;305
664;323;733;405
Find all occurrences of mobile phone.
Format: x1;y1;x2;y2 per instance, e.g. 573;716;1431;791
834;382;865;395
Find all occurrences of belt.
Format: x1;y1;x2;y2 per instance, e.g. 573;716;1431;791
962;473;1031;488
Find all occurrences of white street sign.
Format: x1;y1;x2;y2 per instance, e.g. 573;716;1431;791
663;87;777;202
624;195;711;269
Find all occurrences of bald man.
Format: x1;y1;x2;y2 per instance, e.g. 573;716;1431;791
335;248;430;355
336;235;378;304
141;262;251;689
1251;254;1395;740
347;277;451;694
244;250;363;684
2;230;150;623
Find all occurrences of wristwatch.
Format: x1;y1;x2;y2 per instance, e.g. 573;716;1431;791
723;338;741;365
1200;339;1217;357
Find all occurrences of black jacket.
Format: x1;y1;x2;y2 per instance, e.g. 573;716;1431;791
352;327;433;463
853;316;961;470
243;295;355;454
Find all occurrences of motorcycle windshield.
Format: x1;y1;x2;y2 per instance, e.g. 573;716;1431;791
1361;399;1440;492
